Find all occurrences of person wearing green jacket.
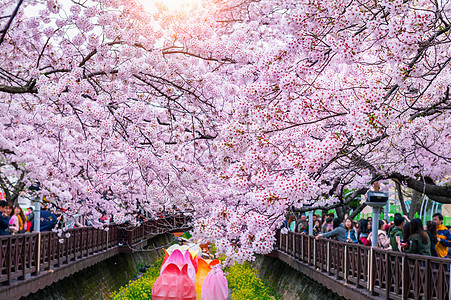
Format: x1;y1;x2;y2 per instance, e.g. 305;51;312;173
402;218;431;256
390;214;405;251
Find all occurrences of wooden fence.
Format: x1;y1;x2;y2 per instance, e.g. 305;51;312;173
275;230;451;300
0;215;190;289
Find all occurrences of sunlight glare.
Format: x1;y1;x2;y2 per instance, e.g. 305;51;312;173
141;0;201;13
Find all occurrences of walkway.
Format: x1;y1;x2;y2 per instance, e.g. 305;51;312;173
0;215;191;300
272;230;450;300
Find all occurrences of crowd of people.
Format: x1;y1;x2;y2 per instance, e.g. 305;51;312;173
0;200;157;236
0;200;69;235
0;201;35;235
281;212;451;258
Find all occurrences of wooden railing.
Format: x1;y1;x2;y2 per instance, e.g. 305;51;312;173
275;230;451;300
0;215;190;288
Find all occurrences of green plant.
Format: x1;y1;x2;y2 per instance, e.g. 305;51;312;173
112;255;280;300
181;232;192;239
226;262;279;300
111;257;164;300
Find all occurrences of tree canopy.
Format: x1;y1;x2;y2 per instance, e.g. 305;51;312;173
0;0;450;261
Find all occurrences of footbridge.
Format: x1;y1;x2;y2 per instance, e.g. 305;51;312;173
0;215;191;300
272;230;451;300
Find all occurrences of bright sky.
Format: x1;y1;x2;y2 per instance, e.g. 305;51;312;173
24;0;202;17
142;0;200;12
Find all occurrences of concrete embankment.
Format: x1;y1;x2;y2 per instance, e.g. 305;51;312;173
251;255;344;300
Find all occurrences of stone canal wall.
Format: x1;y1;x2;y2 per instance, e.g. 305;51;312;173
251;255;344;300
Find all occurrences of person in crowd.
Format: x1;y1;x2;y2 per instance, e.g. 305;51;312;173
402;222;411;242
382;219;390;233
100;212;108;223
432;213;451;258
343;217;358;243
426;221;438;257
316;218;347;242
396;221;412;253
30;206;58;232
64;213;83;229
296;214;308;233
373;220;390;249
3;202;15;234
312;220;322;236
287;214;296;231
9;205;27;234
367;216;373;225
0;201;11;235
25;207;34;232
315;214;321;224
322;217;333;233
4;202;13;219
280;214;290;229
358;219;372;246
390;214;405;251
16;205;27;233
402;218;431;255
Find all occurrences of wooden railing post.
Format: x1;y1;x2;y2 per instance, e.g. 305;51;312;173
73;230;77;261
307;236;311;265
65;234;69;264
385;251;391;299
368;247;372;291
369;247;375;293
292;233;295;256
106;228;109;250
47;233;51;270
285;233;288;252
344;244;347;282
36;232;41;275
313;237;316;267
6;236;12;285
56;237;61;267
448;261;451;300
327;240;330;273
78;229;82;258
20;236;26;280
356;247;361;288
301;235;304;261
128;228;133;247
423;258;430;300
401;256;406;299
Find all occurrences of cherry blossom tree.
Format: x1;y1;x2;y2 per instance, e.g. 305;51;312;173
0;0;450;262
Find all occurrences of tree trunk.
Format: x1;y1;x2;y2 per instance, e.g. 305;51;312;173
350;203;367;219
395;181;409;216
336;206;345;220
408;190;423;220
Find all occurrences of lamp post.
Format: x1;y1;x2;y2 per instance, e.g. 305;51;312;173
33;197;41;232
384;201;390;221
29;182;41;232
308;210;313;236
366;191;389;247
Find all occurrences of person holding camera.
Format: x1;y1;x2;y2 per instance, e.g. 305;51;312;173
390;214;405;252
